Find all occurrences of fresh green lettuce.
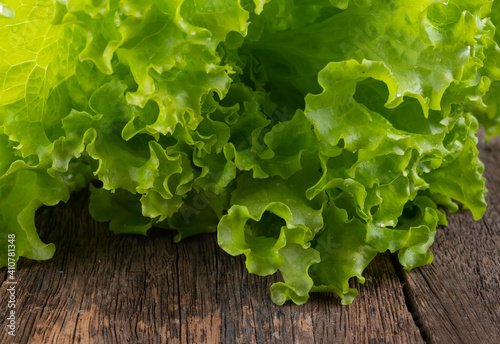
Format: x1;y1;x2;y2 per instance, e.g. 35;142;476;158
1;0;499;305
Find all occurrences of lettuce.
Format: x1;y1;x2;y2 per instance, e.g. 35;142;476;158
1;0;499;305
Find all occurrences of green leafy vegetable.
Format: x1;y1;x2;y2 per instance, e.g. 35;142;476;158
1;0;499;305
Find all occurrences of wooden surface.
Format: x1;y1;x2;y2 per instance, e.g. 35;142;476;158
0;136;499;344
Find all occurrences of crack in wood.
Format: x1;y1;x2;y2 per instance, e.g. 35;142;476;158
0;269;6;287
175;246;183;344
390;253;429;344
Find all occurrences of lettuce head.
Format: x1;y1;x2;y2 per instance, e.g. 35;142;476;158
1;0;499;305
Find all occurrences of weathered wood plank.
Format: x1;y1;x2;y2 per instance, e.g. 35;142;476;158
1;189;423;343
177;232;423;344
397;136;500;344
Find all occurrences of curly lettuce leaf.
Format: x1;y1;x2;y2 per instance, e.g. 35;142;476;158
467;0;500;138
89;185;154;235
243;0;495;114
1;0;499;307
0;157;93;266
218;157;326;275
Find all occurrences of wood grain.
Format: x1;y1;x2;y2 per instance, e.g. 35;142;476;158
0;193;422;343
0;136;498;344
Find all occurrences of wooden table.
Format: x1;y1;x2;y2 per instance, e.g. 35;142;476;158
1;137;499;344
